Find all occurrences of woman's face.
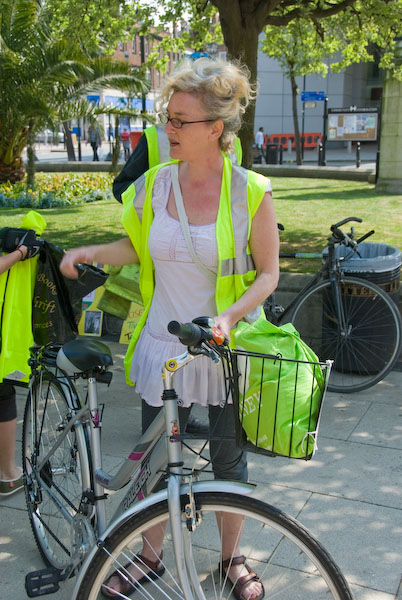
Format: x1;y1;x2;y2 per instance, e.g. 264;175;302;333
164;91;217;161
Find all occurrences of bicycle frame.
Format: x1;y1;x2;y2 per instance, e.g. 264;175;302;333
29;365;174;537
75;345;255;600
29;345;252;560
69;346;254;600
26;330;352;600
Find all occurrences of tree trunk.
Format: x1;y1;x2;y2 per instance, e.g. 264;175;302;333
0;158;26;184
290;72;302;165
26;121;36;190
213;2;260;169
110;116;121;173
63;121;76;161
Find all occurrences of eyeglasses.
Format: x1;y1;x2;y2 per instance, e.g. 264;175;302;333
160;113;214;129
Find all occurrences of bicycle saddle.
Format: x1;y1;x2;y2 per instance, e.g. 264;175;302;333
56;338;113;374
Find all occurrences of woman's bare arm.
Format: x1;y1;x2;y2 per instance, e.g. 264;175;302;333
60;237;139;279
0;246;28;275
214;192;279;338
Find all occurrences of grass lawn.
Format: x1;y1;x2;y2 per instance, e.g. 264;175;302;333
2;177;401;273
271;177;402;271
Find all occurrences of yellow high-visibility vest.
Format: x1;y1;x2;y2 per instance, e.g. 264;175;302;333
120;154;268;385
0;211;46;383
144;125;242;167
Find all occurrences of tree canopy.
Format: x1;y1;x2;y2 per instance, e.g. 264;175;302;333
2;0;401;170
128;0;402;166
0;0;149;183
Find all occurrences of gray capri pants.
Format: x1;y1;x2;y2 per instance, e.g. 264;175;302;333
142;399;248;483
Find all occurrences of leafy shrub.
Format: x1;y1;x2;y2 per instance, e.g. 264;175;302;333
0;173;114;208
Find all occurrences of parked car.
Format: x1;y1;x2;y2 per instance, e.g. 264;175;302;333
35;129;64;144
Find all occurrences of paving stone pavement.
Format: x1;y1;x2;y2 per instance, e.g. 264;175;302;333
1;340;402;599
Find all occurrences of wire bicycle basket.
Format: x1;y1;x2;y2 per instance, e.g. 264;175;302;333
223;349;332;461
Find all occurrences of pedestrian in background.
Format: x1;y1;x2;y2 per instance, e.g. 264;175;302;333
108;123;114;142
255;126;265;163
88;124;102;161
121;128;131;160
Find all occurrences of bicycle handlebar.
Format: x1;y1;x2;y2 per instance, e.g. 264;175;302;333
168;319;226;347
356;230;375;244
331;217;362;230
329;217;374;250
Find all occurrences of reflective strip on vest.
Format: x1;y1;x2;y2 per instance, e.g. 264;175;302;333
220;165;255;277
156;126;171;164
228;137;242;165
144;126;171;168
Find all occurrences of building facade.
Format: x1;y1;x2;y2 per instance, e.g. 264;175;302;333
254;40;383;147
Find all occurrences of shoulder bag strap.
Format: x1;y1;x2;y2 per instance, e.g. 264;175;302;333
170;164;216;284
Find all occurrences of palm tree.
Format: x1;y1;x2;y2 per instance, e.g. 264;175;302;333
0;0;149;184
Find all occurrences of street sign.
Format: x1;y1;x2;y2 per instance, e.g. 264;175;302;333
301;91;325;102
304;101;316;109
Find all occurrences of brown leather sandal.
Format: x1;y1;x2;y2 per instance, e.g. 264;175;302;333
101;552;165;598
220;554;265;600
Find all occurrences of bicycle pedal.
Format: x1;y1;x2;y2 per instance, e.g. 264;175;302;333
25;567;62;597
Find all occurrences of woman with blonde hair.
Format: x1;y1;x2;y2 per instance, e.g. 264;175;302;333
61;56;279;600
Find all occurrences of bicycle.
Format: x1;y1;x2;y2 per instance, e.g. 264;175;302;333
23;317;353;599
264;217;402;393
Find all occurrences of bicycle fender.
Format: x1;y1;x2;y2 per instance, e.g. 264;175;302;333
71;480;255;599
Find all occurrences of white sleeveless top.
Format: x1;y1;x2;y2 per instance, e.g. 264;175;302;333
129;165;271;408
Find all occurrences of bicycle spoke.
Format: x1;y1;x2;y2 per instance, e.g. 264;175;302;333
23;372;91;570
290;276;402;393
76;494;352;599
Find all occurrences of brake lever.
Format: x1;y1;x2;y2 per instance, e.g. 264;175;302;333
200;341;221;364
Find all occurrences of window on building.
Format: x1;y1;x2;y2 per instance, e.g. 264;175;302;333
132;37;137;53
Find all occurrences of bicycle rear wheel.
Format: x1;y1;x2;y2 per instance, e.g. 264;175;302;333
75;492;352;600
23;371;92;570
289;276;402;393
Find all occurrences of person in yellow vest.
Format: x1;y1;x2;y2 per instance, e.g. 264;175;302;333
0;238;33;497
113;126;242;202
61;56;279;600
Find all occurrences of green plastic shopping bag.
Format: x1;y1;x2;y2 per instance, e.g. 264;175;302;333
233;315;327;459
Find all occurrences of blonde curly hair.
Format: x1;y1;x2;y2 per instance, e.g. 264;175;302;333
157;57;255;154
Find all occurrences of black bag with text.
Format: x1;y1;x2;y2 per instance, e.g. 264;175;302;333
32;241;108;346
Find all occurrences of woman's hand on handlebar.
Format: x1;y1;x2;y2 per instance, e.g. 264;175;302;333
213;314;235;341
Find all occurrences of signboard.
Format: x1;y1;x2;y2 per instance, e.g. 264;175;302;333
328;108;378;141
304;101;317;109
301;91;325;102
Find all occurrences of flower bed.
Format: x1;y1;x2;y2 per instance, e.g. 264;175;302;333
0;173;114;208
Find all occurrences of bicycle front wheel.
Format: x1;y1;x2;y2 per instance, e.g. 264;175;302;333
23;372;92;570
76;492;352;600
289;276;402;393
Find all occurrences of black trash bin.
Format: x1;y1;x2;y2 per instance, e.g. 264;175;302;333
322;242;401;373
266;143;279;165
335;242;401;303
